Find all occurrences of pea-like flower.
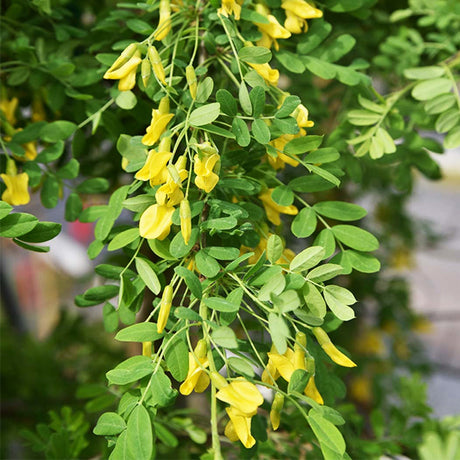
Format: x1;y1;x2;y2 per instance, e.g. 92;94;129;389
218;0;243;20
0;96;19;125
103;44;142;91
179;340;210;395
180;199;192;245
148;46;166;85
139;203;175;240
135;137;172;187
142;97;174;147
194;153;220;193
313;327;357;367
1;158;30;206
157;284;173;333
154;0;172;41
259;189;298;225
155;155;188;206
254;4;291;51
249;62;279;86
281;0;323;34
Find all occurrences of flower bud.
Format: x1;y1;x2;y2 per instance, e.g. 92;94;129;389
186;65;197;100
154;0;171;41
312;327;357;368
180;199;192;245
148;46;166;84
157;284;173;333
141;58;151;88
270;393;284;430
210;371;228;390
194;339;208;359
142;341;153;357
158;95;170;114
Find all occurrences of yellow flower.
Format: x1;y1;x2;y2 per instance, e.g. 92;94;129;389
103;44;142;91
142;97;174;146
349;375;372;404
180;199;192;245
148;46;166;85
304;376;323;405
139;203;175;240
216;378;264;415
312;327;357;368
157;284;173;333
154;0;172;41
32;98;46;122
218;0;243;20
135;137;172;186
354;329;385;356
224;406;257;449
254;4;291;51
1;171;30;206
155;155;188;206
142;341;153;357
281;0;323;34
0;97;19;125
295;104;315;128
186;65;197;100
179;340;210;395
268;134;300;169
194;153;220;193
249;62;279;86
259;189;298;225
269;393;284;430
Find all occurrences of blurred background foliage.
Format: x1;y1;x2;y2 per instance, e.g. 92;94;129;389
1;0;460;458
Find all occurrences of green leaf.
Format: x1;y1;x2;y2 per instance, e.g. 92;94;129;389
305;147;340;164
76;178;110;194
275;95;301;118
65;193;82;221
227;356;255;378
324;292;355;321
404;66;445;80
250;86;266;118
444;126;460;149
0;213;38;237
297;20;332;54
266;234;283;264
108;228;139;251
169;228;199;258
174;266;202;299
135;257;161;295
195;250;221;278
36;140;65;163
277;50;306;73
40;121;77;142
84;285;119;302
320;34;356;63
57;159;80;179
126;18;154;34
289;175;336;193
332;225;379;252
346;250;380;273
268;313;290;355
314;228;336;259
303;283;326;318
174;307;201;322
288;369;310;394
212;327;238;349
93;412;126;436
116;90;137;110
201;217;237;231
348;109;381;126
41;175;59;209
203;246;240;260
238;46;272;64
103;302;118;332
258;273;286;301
0;201;12;219
204;297;239;313
239;83;252;115
307;264;343;283
199;123;236;139
11;122;47;144
284;135;323;154
126;405;153;460
17;221;61;243
232;118;251;147
290;246;325;272
313;201;367;221
435;108;460;133
271;185;294;206
95;186;129;241
291;207;317;238
149;368;177;408
273;290;301;313
424;93;456;114
164;337;189;381
189;103;220;126
106;356;154;385
308;411;346;456
412;78;453;101
376;127;396;154
196;77;214;103
216;89;237;116
252;119;271;144
308;164;340;187
357;95;385;114
115;322;163;342
12;239;49;253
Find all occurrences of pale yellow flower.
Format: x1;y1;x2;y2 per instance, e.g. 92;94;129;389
259;189;298;225
142;97;174;146
0;97;19;125
155;155;188;206
1;171;30;206
103;45;142;91
313;327;357;367
157;284;173;333
179;340;210;395
281;0;323;34
255;4;291;51
139;203;175;240
154;0;172;41
148;46;166;85
224;406;257;449
218;0;243;20
180;199;192;244
216;378;264;415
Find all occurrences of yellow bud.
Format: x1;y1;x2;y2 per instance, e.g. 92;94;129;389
186;65;197;100
148;46;166;85
312;328;357;368
295;331;307;349
5;157;17;176
141;58;151;88
194;339;208;359
159;95;170;114
157;285;173;333
154;0;171;41
270;393;284;430
142;341;153;357
210;371;228;390
180;199;192;245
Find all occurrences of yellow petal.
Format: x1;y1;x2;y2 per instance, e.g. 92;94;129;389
322;342;357;368
1;172;30;206
226;407;256;449
104;54;141;80
249;63;279;86
142;112;174;146
216;378;264;414
267;351;296;382
304;376;324;404
135;150;172;182
139;204;174;240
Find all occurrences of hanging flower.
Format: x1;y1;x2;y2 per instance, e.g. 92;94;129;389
1;158;30;206
281;0;323;34
312;327;357;367
148;46;166;85
254;4;291;51
224;406;257;449
180;199;192;245
142;97;174;146
179;340;210;395
0;96;19;125
154;0;172;41
259;189;298;225
218;0;243;20
194;152;220;193
155;155;188;206
135;137;172;186
103;43;142;91
249;62;279;86
269;393;284;430
139;203;175;240
157;284;173;333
